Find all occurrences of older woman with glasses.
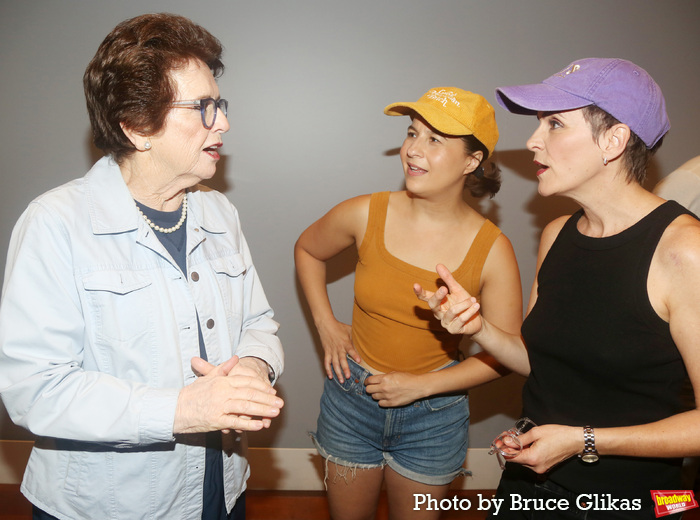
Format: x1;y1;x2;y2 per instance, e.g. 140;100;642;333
0;13;283;520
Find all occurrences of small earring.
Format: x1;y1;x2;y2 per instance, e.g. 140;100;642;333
144;141;151;150
602;156;608;166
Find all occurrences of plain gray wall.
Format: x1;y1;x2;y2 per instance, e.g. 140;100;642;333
1;1;699;451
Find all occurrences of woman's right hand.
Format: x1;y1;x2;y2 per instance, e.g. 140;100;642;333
414;263;483;337
174;356;284;434
317;318;360;383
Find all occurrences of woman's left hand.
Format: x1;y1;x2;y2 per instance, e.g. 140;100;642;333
227;356;272;385
223;357;276;430
364;372;425;407
506;424;583;474
191;356;277;431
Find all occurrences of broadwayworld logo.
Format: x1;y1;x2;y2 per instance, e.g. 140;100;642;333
651;490;698;517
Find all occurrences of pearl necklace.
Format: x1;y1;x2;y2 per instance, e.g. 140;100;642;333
136;197;187;233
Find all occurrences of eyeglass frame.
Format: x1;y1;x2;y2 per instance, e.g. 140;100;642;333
488;417;537;470
169;97;228;129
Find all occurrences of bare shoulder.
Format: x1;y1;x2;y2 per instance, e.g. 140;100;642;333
316;193;373;245
335;193;372;233
480;231;523;329
481;230;520;284
541;215;570;240
329;193;371;218
342;192;373;208
312;193;370;223
296;194;373;260
650;214;700;351
649;214;700;320
538;215;571;258
486;232;518;266
656;214;700;274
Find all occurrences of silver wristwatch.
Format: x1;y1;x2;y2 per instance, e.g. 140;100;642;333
579;426;599;463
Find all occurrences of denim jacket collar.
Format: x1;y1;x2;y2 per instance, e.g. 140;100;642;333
84;156;228;236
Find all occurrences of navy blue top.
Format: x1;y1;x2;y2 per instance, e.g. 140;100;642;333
136;200;233;520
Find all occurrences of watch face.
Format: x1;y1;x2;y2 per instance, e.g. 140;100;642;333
581;453;599;463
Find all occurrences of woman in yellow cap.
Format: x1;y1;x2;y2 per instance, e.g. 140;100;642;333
295;87;522;520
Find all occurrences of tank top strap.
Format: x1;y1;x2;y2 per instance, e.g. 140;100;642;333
455;219;501;297
640;200;694;249
358;191;390;258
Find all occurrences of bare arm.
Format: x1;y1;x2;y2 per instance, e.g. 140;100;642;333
294;195;369;382
414;264;530;376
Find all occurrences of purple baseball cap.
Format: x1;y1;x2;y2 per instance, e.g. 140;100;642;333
495;58;669;148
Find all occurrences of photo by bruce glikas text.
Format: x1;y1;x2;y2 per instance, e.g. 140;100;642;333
413;493;642;515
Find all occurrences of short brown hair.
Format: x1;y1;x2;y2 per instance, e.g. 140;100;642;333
462;134;501;198
84;13;224;163
582;105;663;185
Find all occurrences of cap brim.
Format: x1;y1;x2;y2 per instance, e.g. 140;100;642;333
383;102;472;136
495;83;592;115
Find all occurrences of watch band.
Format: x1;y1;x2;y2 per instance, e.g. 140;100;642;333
580;426;599;463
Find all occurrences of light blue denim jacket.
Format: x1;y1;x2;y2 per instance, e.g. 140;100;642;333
0;157;284;519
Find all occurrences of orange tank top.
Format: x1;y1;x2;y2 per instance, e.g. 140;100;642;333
352;191;502;374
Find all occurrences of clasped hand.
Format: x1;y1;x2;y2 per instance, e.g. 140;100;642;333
174;355;283;435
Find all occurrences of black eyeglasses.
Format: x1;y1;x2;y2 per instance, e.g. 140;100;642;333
170;98;228;129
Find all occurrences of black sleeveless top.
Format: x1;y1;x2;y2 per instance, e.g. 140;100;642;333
520;201;694;501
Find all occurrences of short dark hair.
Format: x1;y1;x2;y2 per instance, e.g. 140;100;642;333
582;105;663;185
462;134;501;198
84;13;224;163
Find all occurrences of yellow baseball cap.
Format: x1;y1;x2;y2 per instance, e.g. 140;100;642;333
384;87;499;155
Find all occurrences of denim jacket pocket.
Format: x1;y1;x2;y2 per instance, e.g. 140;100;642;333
82;270;153;343
210;254;246;307
209;254;247;339
210;254;247;278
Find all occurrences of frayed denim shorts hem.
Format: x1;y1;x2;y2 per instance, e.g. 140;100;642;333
310;357;470;487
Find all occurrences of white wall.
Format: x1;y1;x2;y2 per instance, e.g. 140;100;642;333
1;0;699;453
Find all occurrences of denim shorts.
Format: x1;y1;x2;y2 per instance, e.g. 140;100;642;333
310;357;469;485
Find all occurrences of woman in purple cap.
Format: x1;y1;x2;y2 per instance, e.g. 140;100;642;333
295;87;522;520
416;58;700;518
